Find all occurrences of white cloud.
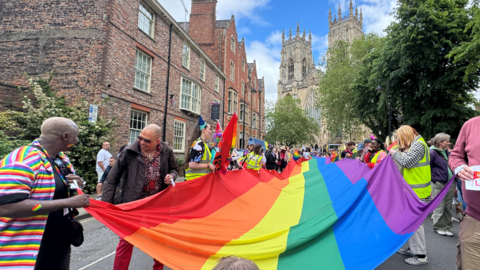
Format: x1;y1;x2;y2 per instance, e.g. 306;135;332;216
246;31;282;102
157;0;271;25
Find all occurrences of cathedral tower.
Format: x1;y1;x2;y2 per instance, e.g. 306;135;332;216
328;0;363;47
277;22;316;100
277;22;321;127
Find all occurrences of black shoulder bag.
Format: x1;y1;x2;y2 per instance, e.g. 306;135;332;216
32;145;84;247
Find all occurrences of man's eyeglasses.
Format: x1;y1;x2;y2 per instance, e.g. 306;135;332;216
137;136;152;144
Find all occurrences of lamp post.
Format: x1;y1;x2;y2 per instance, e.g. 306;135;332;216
377;78;391;143
243;81;256;149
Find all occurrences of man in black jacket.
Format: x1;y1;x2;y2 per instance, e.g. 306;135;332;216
265;145;277;170
102;124;178;270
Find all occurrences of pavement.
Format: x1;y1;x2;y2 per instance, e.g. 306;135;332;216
71;201;461;270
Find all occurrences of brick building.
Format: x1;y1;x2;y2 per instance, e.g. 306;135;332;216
0;0;226;159
181;0;266;147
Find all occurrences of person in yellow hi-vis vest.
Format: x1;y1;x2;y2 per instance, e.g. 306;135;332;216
390;125;431;266
245;144;266;172
184;116;216;181
365;138;387;169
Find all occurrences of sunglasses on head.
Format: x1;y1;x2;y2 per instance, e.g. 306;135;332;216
137;136;152;144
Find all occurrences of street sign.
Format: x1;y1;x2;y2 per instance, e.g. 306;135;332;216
211;103;220;120
89;104;98;123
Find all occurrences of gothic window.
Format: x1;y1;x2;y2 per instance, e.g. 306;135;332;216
305;90;321;128
302;58;307;79
288;59;294;81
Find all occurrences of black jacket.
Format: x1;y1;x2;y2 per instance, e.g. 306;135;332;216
102;141;178;204
430;149;451;183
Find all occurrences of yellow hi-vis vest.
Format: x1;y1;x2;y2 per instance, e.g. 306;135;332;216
246;152;263;171
185;138;212;181
403;137;431;199
371;150;385;164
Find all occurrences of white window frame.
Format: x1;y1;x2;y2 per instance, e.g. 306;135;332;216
138;3;154;37
231;36;235;53
182;43;190;69
242;59;245;71
214;98;219;104
180;77;201;114
199;59;206;81
173;120;186;152
129;110;148;143
239;103;244;122
215;75;219;92
230;61;235;82
134;49;152;92
228;90;237;114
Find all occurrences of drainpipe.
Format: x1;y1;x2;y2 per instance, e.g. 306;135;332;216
162;23;173;142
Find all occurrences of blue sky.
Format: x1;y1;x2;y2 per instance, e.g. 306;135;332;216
159;0;479;103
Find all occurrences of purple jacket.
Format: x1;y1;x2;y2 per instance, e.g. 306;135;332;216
430;149;450;183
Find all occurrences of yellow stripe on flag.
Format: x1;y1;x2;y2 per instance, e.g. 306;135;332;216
202;162;308;270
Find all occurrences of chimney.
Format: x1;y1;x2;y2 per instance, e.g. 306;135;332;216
189;0;217;44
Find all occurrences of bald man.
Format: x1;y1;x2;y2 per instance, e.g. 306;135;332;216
102;124;178;270
0;117;90;269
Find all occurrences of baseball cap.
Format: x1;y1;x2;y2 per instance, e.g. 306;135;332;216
357;143;364;150
364;138;372;143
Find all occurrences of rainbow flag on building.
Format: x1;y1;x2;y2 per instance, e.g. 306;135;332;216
81;156;450;270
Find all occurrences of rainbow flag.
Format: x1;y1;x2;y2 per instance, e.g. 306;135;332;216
81;156;451;270
331;152;339;162
293;150;301;161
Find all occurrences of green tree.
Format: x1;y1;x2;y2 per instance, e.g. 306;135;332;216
317;40;364;138
0;72;117;193
318;34;390;141
351;34;393;142
376;0;479;140
448;0;480;81
265;95;319;147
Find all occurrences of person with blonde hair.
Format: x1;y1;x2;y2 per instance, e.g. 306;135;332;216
390;125;431;266
429;133;455;237
212;256;259;270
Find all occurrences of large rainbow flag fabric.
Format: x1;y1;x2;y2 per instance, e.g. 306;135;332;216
83;156;451;270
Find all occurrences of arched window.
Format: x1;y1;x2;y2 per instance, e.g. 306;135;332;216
305;90;321;128
288;59;294;80
302;58;307;78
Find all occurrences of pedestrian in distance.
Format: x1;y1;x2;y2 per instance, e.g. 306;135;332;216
245;144;266;172
449;116;480;270
98;157;115;199
184;116;216;181
390;125;431;266
429;133;455;237
353;143;364;160
0;117;90;270
360;138;372;162
364;139;387;169
96;141;112;200
102;124;177;270
265;145;277;171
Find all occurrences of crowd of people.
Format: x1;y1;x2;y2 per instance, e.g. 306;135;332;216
1;114;480;270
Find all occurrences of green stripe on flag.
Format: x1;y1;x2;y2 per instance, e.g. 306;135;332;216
278;159;345;270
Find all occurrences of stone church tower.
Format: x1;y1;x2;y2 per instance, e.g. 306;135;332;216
277;22;321;127
328;0;363;47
